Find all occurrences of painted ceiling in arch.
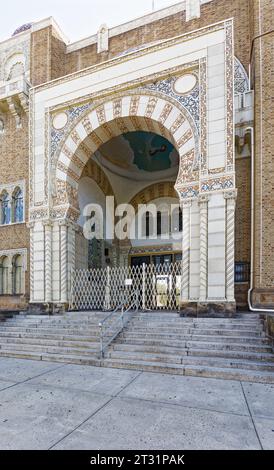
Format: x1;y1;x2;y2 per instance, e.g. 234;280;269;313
95;131;179;180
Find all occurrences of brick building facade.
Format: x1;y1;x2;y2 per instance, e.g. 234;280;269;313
0;0;273;313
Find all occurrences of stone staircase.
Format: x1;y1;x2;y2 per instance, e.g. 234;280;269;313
0;312;104;365
104;311;274;383
0;310;273;383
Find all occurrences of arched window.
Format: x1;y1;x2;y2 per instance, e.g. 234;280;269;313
171;206;183;234
0;118;4;134
144;211;157;238
12;188;23;223
0;256;9;295
179;207;183;233
0;191;10;225
157;207;169;237
7;62;24;80
157;211;162;236
12;255;23;295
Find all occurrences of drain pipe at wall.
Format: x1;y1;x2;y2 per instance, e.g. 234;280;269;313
247;125;274;313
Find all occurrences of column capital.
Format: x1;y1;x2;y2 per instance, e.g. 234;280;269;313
27;221;35;229
180;199;192;209
223;189;238;201
58;219;70;229
58;218;80;232
198;194;210;206
42;220;53;228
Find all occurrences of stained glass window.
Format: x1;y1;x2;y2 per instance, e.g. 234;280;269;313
0;256;9;295
1;192;10;225
12;255;23;294
13;188;23;223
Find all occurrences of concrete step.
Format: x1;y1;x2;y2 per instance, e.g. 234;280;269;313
117;337;272;353
0;326;101;336
183;364;274;383
111;342;274;362
0;341;99;356
107;349;274;371
0;349;101;366
17;315;61;319
0;331;99;342
133;312;260;324
5;318;101;326
1;324;102;333
0;336;99;349
124;326;264;337
120;331;268;344
102;358;274;383
130;319;263;328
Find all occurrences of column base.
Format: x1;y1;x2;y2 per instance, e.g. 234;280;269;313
251;288;274;309
28;302;69;315
180;301;236;318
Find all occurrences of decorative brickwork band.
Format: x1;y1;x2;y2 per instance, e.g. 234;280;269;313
181;200;192;301
224;190;237;302
198;195;209;301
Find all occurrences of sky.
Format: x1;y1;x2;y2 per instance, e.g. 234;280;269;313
1;0;181;43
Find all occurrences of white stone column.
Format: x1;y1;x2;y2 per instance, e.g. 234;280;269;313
198;194;209;302
43;221;52;303
59;221;68;303
181;200;192;302
67;223;76;299
224;190;237;302
27;222;35;302
6;257;13;295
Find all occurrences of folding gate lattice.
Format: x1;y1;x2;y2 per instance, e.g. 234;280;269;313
69;262;182;312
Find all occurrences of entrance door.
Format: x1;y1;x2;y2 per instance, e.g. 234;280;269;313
131;256;150;267
152;255;173;309
130;253;181;311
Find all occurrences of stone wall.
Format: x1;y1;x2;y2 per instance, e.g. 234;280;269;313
262;314;274;352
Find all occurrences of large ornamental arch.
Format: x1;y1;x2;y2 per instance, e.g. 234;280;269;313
53;91;199;215
29;19;237;312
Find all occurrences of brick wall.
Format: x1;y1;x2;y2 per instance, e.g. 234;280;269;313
1;1;261;310
0;111;30;308
30;0;252;85
64;0;251;76
235;157;251;263
235;156;251;308
251;0;274;307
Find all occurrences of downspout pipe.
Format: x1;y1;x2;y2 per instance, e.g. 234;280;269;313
247;125;274;313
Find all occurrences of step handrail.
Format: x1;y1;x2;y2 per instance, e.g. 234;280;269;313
99;290;139;358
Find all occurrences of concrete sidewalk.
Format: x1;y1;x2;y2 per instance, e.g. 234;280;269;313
0;357;272;450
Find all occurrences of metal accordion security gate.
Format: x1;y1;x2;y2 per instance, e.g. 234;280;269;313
69;262;182;312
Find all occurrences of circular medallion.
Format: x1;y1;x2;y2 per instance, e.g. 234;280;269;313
173;74;197;95
52;112;68;130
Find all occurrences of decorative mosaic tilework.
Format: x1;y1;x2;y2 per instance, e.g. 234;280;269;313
143;76;200;133
199;57;207;174
180;185;199;199
225;21;234;170
200;176;234;193
234;57;249;95
50;102;92;160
